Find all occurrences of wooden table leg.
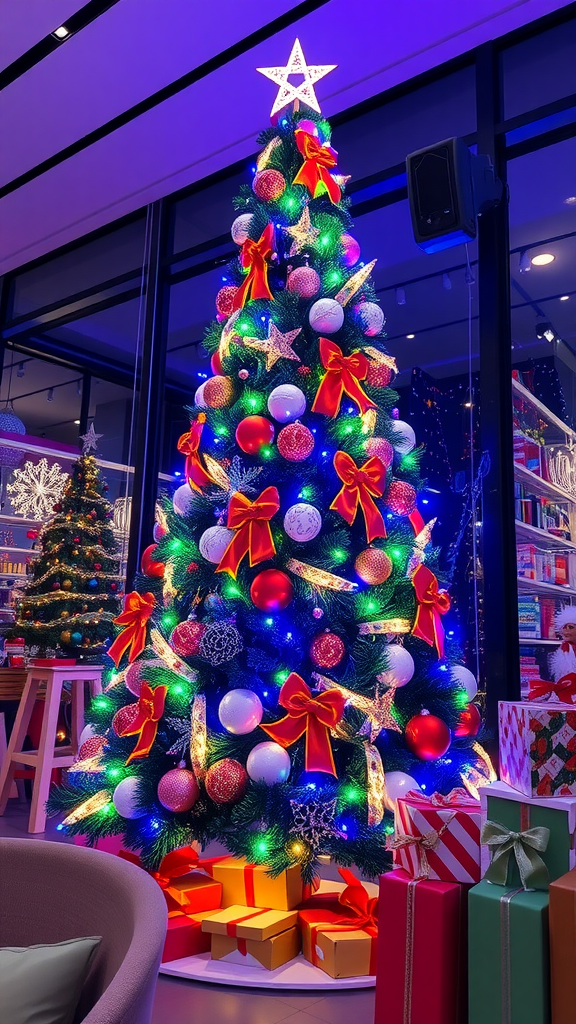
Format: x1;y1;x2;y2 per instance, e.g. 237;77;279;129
71;679;85;754
0;675;39;815
0;712;19;800
28;673;62;833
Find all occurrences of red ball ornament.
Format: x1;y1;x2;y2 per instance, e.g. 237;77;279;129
235;415;275;455
250;569;293;611
94;563;102;571
454;703;481;738
366;361;394;388
205;758;248;804
355;547;393;585
157;768;200;812
310;632;345;669
112;702;140;737
385;481;417;517
287;266;321;298
203;375;234;408
364;436;394;468
141;543;165;577
405;710;451;760
170;619;206;657
77;735;107;761
211;350;223;375
252;169;286;201
216;285;238;318
277;422;314;461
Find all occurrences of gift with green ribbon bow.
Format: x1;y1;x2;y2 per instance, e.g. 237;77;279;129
482;820;550;891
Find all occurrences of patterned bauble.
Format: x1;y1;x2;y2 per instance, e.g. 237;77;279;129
354;547;392;585
112;702;140;737
312;607;324;620
60;630;71;644
199;621;243;665
379;644;415;688
170;618;206;657
236;415;275;455
77;735;107;761
199;525;234;563
450;665;478;702
157;768;200;812
204;592;226;614
267;384;306;423
364;436;394;468
385;481;417;516
238;369;249;380
287;266;321;298
366;361;394;388
250;569;293;612
203;375;234;409
252;169;285;201
284;503;322;542
194;382;207;408
310;632;345;669
247;741;291;785
71;631;83;645
141;543;165;577
216;285;238;318
355;301;385;336
309;297;344;334
113;777;147;819
125;658;163;697
79;724;97;747
62;579;72;591
454;704;481;738
173;483;194;517
231;213;254;245
391;420;416;454
341;233;361;267
277;422;314;461
405;710;451;760
205;758;248;804
218;688;263;735
0;405;25;468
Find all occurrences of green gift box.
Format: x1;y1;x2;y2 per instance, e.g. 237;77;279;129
469;880;550;1024
480;781;576;885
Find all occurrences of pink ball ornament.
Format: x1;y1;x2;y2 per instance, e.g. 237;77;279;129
385;480;417;516
112;702;140;737
364;436;394;468
310;632;345;669
205;759;248;804
366;361;394;388
153;521;168;543
312;607;324;620
171;619;206;657
79;724;97;747
252;169;285;202
77;735;107;761
341;233;361;267
238;369;249;380
124;658;162;696
287;266;321;299
277;422;314;462
216;285;238;319
157;768;200;813
210;350;223;375
296;119;318;136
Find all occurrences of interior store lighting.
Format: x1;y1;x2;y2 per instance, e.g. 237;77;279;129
531;253;555;266
535;322;557;343
396;287;406;305
52;25;70;40
560;295;570;301
74;419;80;425
406;334;415;339
16;363;25;377
47;388;54;402
518;251;531;273
564;197;576;205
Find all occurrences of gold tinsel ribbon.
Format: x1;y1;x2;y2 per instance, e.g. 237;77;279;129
190;694;207;781
286;559;358;592
359;618;412;635
365;742;386;826
62;790;111;826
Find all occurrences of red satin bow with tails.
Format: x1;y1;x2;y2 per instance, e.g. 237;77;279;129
260;672;345;775
117;681;167;764
330;450;386;543
529;674;576;704
232;224;274;309
312;338;376;418
108;591;155;667
177;414;213;491
411;564;450;658
293;130;341;204
216;486;279;578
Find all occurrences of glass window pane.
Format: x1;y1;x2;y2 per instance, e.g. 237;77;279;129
171;170;246;256
502;18;576;120
42;295;143;368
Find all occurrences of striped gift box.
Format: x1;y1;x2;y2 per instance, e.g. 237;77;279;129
391;789;482;884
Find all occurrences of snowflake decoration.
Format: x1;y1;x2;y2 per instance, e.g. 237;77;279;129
7;458;68;519
165;716;191;758
227;457;263;495
290;797;338;851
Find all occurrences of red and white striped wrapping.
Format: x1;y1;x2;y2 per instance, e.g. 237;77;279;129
391;789;482;884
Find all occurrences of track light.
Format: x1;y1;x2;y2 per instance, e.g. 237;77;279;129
77;381;82;395
442;273;452;291
47;388;54;402
16;362;25;377
519;251;531;273
52;25;70;40
535;322;557;343
396;287;406;306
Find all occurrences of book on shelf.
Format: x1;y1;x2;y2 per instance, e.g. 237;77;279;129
514;481;572;537
517;544;573;588
514;431;542;476
518;594;573;641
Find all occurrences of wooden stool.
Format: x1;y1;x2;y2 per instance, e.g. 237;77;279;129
0;665;103;833
0;712;24;800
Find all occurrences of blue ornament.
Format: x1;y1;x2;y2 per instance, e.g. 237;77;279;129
71;632;83;645
88;578;98;590
204;592;226;614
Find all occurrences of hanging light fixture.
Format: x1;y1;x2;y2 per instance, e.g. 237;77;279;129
395;287;406;306
47;388;54;402
16;362;25;378
519;251;531;273
442;273;452;291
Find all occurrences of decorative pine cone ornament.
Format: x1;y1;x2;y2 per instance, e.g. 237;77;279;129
170;618;206;657
215;285;238;318
277;422;314;461
385;480;417;516
203;375;234;408
309;632;346;669
252;169;285;201
199;621;243;666
355;547;393;585
205;758;248;804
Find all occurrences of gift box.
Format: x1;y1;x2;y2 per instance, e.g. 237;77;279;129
374;869;467;1024
210;857;302;911
390;788;481;884
162;910;220;963
480;780;576;882
549;869;576;1024
202;905;300;970
468;880;549;1024
119;846;223;913
499;700;576;797
299;868;378;979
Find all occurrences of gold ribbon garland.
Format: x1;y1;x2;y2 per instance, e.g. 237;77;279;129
286;558;358;592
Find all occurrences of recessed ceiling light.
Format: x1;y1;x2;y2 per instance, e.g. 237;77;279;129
52;25;70;40
406;333;415;339
74;419;80;425
560;295;570;301
564;197;576;205
531;253;555;266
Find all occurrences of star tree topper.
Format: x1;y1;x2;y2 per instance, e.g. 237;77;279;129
243;322;302;371
80;423;103;454
257;38;336;117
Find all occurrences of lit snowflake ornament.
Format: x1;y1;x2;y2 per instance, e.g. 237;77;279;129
289;797;338;851
7;458;68;519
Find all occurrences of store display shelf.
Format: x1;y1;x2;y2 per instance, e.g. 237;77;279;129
517;576;576;597
513;378;576;443
0;514;40;526
515;521;576;550
514;463;576;504
0;547;40;556
519;637;561;645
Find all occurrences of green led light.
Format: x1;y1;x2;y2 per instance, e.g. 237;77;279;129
101;802;115;816
455;688;469;709
367;600;378;612
332;548;347;563
391;548;403;560
215;426;228;437
328;270;342;285
248;396;259;410
106;766;123;780
341;784;362;803
162;612;177;629
274;669;289;685
265;617;274;627
255;838;269;856
171;683;185;695
261;446;273;459
225;583;242;598
93;697;110;710
300;486;312;500
239;321;251;333
343;424;354;435
402;455;416;468
170;538;182;552
320;234;330;246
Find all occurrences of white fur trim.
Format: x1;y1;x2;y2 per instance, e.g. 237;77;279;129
554;606;576;630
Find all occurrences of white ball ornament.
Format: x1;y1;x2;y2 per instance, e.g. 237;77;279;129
79;724;97;747
194;382;207;408
451;665;478;702
391;420;416;455
199;525;234;563
379;645;415;688
267;385;306;423
113;777;147;819
231;213;253;245
247;741;291;785
356;301;386;337
383;771;422;811
173;483;194;517
309;297;344;334
218;688;263;735
284;503;322;542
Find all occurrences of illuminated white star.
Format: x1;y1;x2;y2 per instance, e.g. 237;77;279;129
257;39;336;117
80;423;103;454
284;206;320;256
243;322;301;371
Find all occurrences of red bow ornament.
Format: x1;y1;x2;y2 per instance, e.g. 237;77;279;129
529;674;576;704
177;414;214;492
232;223;274;310
117;681;167;764
330;450;386;543
260;672;345;775
108;591;155;667
216;485;280;578
119;846;225;911
411;564;451;658
312;338;376;418
293;130;341;204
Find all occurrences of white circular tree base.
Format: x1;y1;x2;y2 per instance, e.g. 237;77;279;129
160;952;375;990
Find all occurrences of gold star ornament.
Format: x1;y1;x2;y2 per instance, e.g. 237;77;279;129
284;206;320;256
257;39;336;117
243;322;301;371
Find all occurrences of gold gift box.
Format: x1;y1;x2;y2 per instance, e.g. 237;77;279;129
210;929;300;970
300;913;375;979
201;905;298;940
210;857;303;911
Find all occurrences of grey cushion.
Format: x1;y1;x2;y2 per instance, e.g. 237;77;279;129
0;936;101;1024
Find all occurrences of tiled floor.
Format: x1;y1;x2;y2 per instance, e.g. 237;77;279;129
0;800;376;1024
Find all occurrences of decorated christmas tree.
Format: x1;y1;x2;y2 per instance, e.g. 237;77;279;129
13;426;122;659
49;42;491;878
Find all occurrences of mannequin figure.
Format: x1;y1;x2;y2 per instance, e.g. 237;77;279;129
550;606;576;680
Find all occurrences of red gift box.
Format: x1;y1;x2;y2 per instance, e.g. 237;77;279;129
162;910;218;963
389;789;481;884
119;846;223;913
375;869;467;1024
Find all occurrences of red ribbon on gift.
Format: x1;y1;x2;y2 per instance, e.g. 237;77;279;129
232;224;274;310
411;564;450;658
307;867;379;974
108;591;155;667
330;450;386;544
117;681;167;764
293;130;341;204
215;486;280;578
260;672;345;775
312;338;376;418
119;845;226;912
529;674;576;703
177;414;214;492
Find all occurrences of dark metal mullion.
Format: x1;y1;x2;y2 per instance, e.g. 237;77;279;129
79;373;92;435
0;275;13;397
475;43;520;749
125;201;170;588
3;268;142;332
3;286;143;341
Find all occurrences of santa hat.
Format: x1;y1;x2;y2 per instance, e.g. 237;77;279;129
555;605;576;630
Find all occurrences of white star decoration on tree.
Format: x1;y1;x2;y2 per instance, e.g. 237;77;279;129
243;322;302;371
257;39;337;116
7;458;68;519
80;423;103;454
285;206;320;256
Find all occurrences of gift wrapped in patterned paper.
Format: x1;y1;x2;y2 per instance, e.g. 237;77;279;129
499;700;576;798
387;788;481;884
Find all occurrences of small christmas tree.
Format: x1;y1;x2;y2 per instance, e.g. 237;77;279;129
14;425;122;660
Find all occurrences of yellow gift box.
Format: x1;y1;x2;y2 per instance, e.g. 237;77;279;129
202;905;300;970
210;857;303;911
